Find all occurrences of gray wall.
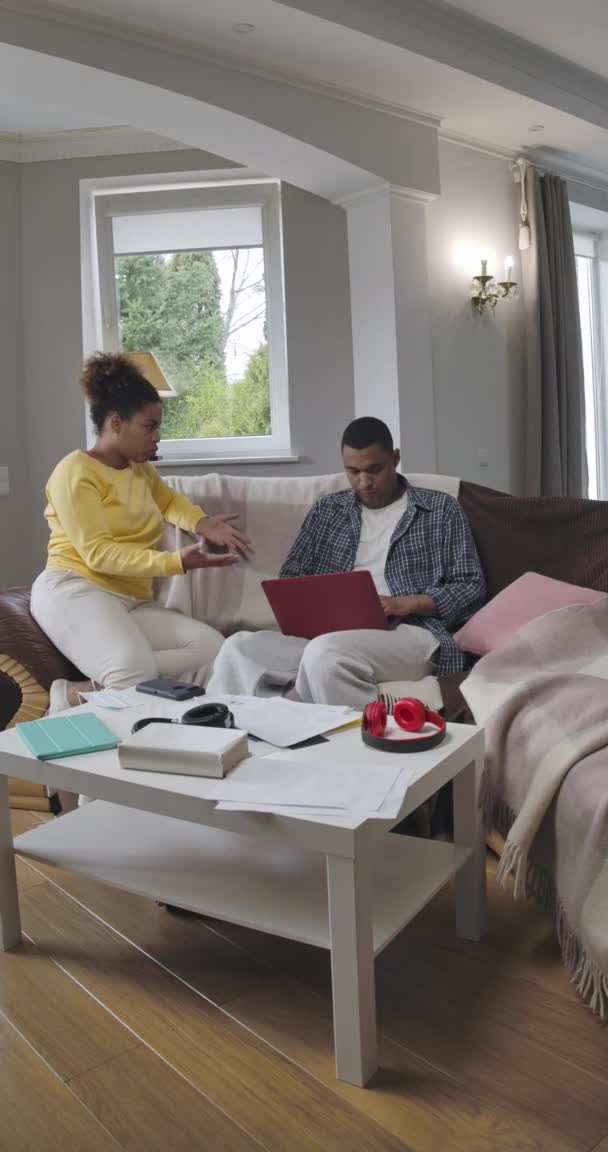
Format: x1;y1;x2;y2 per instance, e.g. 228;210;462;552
20;150;231;576
428;141;526;493
282;184;354;471
9;139;526;584
0;161;30;586
19;150;354;576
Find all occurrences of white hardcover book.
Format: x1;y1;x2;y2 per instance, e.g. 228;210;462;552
118;725;248;778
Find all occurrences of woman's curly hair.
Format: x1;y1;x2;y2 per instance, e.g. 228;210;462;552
81;352;160;433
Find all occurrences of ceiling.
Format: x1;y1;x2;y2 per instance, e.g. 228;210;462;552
2;0;608;179
43;0;608;83
0;43;113;134
432;0;608;80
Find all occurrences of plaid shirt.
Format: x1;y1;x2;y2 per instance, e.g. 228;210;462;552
280;478;485;675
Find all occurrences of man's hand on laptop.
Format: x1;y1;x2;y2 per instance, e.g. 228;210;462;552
380;594;437;618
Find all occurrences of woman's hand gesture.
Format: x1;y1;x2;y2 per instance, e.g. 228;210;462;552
195;514;253;557
180;544;239;572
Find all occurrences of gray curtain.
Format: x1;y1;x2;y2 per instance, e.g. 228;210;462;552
523;170;588;497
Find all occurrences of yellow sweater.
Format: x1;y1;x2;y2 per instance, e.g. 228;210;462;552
45;451;205;600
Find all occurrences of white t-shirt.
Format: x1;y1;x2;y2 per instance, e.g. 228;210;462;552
353;491;408;596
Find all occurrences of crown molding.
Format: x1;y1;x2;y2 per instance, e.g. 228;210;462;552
390;185;438;206
526;147;608;195
438;129;517;163
6;120;607;202
439;131;608;196
333;182;387;208
262;69;441;130
0;0;442;133
0;125;189;163
335;180;437;208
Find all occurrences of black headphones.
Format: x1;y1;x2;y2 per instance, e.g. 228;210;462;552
131;702;234;735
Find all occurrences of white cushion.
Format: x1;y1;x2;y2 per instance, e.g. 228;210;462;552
157;470;460;644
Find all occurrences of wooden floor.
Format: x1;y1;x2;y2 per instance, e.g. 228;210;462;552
2;810;607;1152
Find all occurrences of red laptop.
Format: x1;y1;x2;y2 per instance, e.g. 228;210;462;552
261;571;389;640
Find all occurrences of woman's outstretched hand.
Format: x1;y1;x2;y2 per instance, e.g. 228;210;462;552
180;543;239;572
195;514;253;557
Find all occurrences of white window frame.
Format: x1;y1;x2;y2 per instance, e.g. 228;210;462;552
83;172;293;465
574;231;607;499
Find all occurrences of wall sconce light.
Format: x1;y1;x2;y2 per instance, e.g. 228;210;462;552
470;256;518;315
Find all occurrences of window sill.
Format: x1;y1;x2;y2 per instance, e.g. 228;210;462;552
154;453;301;468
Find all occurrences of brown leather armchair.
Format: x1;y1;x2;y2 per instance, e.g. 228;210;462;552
0;587;81;809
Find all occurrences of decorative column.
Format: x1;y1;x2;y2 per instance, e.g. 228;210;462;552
342;183;437;471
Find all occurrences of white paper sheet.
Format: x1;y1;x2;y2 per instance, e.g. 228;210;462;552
80;688;141;710
213;767;412;820
204;753;401;810
214;723;419;818
211;695;357;748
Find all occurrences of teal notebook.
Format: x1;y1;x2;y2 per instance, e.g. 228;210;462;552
16;713;121;761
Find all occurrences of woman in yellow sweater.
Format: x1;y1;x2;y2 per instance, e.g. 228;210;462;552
31;353;251;710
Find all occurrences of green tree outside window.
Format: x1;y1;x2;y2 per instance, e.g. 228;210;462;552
116;249;270;440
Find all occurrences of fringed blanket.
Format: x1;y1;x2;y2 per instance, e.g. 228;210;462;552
462;598;608;1018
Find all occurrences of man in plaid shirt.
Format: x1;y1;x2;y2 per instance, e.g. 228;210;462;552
208;418;485;709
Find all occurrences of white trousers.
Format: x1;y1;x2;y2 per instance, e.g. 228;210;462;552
31;569;224;690
206;626;438;712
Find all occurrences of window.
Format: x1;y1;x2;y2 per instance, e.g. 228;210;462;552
90;179;291;463
574;232;606;499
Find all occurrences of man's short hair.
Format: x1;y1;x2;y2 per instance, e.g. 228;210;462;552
341;417;394;453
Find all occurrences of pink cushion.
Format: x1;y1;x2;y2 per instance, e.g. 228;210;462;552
454;571;607;656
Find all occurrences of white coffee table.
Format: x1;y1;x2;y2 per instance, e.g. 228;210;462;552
0;707;485;1088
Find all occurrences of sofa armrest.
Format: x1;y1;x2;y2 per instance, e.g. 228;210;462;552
0;586;81;730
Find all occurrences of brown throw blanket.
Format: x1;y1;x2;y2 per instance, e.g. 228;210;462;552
462;598;608;1018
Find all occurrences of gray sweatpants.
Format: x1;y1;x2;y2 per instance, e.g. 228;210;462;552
206;626;438;712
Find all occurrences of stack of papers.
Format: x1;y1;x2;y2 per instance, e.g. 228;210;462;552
214;726;417;820
217;696;358;748
201;753;402;811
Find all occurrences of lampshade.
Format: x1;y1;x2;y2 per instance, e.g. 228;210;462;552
125;351;176;397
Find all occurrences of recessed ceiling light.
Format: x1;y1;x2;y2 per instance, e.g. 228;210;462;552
232;22;255;34
528;124;545;133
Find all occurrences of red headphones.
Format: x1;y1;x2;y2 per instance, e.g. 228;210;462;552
362;698;446;753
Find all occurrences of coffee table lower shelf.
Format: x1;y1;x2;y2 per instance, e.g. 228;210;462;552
14;800;471;956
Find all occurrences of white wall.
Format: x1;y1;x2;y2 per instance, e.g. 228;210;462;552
0;160;31;586
428;141;525;493
19;150;354;576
